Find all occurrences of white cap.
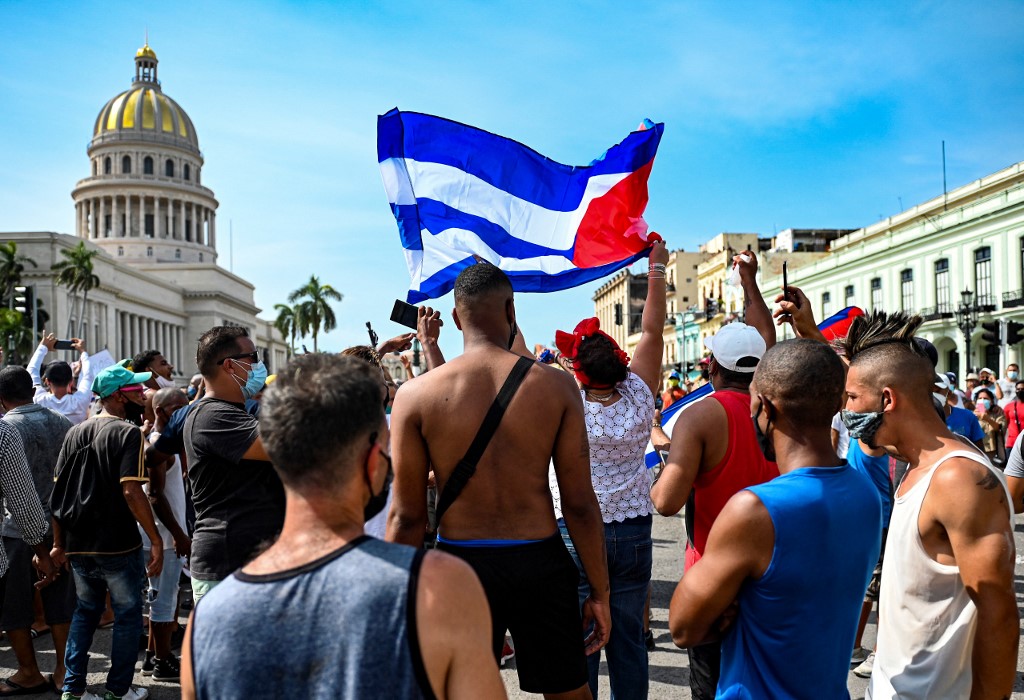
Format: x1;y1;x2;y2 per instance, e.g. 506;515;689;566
980;367;995;376
703;323;766;373
934;373;951;391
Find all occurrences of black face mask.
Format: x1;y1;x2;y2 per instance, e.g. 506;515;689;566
124;401;145;426
700;368;710;381
752;400;776;462
1017;390;1024;403
364;447;393;522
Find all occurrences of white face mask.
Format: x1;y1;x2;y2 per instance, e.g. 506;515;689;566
155;375;177;389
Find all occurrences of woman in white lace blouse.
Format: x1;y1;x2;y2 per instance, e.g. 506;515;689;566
550;238;668;700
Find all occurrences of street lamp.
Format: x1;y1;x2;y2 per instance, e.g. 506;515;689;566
955;288;980;379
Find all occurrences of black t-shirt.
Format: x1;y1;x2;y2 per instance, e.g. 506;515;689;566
56;416;147;555
184;398;284;580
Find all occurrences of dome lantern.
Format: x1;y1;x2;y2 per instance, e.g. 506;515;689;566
134;43;158;85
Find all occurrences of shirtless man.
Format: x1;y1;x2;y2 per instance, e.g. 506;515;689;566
840;312;1017;700
387;262;610;700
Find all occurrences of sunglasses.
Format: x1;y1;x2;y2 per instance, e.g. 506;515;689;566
217;351;260;365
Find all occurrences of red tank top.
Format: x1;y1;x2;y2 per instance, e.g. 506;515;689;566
1006;401;1024;449
685;389;779;569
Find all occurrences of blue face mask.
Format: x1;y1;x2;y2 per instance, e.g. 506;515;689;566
232;359;268;400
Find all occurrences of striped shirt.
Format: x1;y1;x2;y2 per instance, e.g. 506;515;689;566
0;421;49;576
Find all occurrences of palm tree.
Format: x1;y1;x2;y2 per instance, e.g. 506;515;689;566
0;241;37;310
273;303;300;357
287;275;342;352
51;241;100;339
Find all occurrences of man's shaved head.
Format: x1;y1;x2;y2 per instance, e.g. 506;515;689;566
152;387;187;411
754;339;845;429
453;262;512;312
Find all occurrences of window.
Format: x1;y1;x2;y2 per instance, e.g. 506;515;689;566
117;246;123;256
900;269;914;311
975;247;992;300
871;278;882;310
822;291;832;318
146;246;153;257
165;159;174;177
104;157;111;174
185;220;192;242
935;259;950;312
122;155;131;174
145;214;154;238
844;285;855;308
184;164;191;181
144;156;154;175
175;249;181;260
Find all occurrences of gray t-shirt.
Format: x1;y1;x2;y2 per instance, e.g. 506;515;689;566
2;404;72;539
1004;431;1024;479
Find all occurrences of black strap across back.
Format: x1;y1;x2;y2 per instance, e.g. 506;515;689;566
434;355;534;526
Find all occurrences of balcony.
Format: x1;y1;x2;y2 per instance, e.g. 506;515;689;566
921;304;954;322
1004;289;1024;308
976;294;997;312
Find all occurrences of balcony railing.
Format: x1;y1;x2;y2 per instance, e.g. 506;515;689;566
976;294;997;311
1004;289;1024;308
920;304;954;321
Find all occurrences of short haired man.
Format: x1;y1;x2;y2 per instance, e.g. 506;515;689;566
183;354;506;699
650;304;778;698
842;312;1017;699
184;326;282;602
0;367;75;694
131;350;175;389
997;363;1019;403
53;365;164;700
388;262;611;698
27;334;94;425
669;340;882;698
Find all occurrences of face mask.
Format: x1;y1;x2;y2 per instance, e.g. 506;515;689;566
123;400;145;426
752;400;776;462
1017;390;1024;403
364;457;393;522
700;369;710;381
932;392;947;406
155;375;176;389
979;398;992;411
231;360;268;400
840;397;886;445
1009;371;1019;381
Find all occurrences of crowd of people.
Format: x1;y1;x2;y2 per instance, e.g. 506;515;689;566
0;243;1019;699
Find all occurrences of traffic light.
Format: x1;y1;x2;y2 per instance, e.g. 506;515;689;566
12;286;32;316
1007;321;1024;346
980;320;1002;346
614;303;623;326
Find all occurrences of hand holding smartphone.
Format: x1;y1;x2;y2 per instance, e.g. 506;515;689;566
390;299;419;330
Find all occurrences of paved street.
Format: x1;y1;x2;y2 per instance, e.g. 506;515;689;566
4;511;1024;698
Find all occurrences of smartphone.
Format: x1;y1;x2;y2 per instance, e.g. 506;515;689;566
390;299;419;330
54;339;75;350
782;261;789;302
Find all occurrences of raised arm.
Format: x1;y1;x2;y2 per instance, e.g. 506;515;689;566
670;490;773;647
629;240;669;395
27;335;53;391
932;460;1017;699
772;284;826;344
386;383;430;546
735;252;777;349
651;399;720;516
417;305;446;371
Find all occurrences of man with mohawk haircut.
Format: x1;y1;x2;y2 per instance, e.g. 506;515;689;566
841;311;1018;700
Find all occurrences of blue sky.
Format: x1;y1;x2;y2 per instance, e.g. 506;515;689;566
2;1;1022;358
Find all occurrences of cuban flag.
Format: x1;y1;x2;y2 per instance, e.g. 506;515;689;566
378;109;664;302
644;306;865;468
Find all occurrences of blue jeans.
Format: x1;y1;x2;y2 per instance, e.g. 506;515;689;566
65;551;145;696
559;514;653;700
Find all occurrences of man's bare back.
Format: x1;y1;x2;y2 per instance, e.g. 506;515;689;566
390;347;587;541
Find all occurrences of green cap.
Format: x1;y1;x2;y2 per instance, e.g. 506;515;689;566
92;365;152;398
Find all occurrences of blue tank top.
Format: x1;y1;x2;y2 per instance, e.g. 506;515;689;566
717;465;882;700
189;536;436;700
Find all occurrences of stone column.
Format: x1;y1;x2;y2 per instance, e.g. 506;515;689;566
99;197;107;238
209;211;216;250
138;196;145;238
125;195;132;237
178;200;185;240
112;196;120;238
131;314;139;353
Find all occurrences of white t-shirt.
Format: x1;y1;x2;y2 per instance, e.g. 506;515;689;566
140;430;187;550
831;412;850;459
550;372;655;523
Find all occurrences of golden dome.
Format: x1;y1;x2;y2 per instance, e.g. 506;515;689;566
136;44;157;59
92;86;199;150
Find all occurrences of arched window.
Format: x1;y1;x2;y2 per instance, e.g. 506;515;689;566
146;246;153;257
184;164;191;181
104;157;111;174
165;159;174;177
122;155;131;174
144;156;154;175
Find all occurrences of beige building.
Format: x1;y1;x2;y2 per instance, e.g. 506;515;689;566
1;44;288;376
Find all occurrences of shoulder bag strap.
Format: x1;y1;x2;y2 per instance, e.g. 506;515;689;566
434;356;534;526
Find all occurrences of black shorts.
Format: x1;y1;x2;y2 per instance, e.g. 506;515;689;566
1;535;76;630
438;533;588;694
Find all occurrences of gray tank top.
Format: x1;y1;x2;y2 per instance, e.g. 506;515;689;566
189;536;435;700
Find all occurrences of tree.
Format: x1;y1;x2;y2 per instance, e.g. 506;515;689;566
0;241;37;310
287;275;342;352
273;303;300;357
0;309;32;365
52;241;100;339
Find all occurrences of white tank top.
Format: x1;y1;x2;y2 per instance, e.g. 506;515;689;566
868;450;1013;700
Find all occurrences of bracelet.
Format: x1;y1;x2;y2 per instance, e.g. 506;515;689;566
649;263;667;274
652;421;662;428
648;274;666;281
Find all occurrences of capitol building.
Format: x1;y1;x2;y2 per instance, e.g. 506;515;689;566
3;44;288;376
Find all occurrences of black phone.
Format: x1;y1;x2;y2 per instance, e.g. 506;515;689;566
390;299;419;330
54;339;75;350
782;261;789;301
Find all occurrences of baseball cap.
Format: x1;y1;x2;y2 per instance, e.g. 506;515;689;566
92;365;152;398
669;370;681;380
934;373;951;391
980;367;995;376
703;323;766;373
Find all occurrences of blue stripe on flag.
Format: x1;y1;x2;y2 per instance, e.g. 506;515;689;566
378;109;663;212
644;382;715;468
417;199;571;260
407;248;653;304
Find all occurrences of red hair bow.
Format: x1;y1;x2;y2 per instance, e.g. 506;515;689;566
555;317;630;388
